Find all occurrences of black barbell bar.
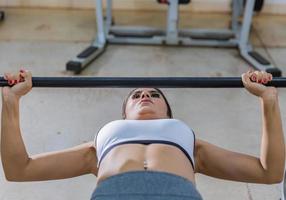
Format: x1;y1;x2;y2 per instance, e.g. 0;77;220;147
1;77;286;88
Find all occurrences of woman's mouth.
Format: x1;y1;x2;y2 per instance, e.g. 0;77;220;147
139;99;153;104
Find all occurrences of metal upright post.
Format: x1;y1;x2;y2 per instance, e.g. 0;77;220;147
66;0;107;74
105;0;113;35
166;0;179;44
94;0;106;47
231;0;241;34
239;0;255;49
238;0;281;76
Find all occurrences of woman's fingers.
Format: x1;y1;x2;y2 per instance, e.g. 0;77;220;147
253;71;262;83
3;69;31;86
241;71;251;86
3;73;8;80
19;69;32;87
2;69;33;100
6;73;19;86
242;69;275;98
260;71;269;84
249;71;272;84
242;70;257;85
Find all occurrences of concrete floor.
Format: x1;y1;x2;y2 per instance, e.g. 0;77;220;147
0;8;286;200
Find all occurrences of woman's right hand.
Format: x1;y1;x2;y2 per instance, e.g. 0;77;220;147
2;69;33;101
241;70;277;101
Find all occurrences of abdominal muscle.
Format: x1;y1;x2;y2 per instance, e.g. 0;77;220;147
96;143;195;185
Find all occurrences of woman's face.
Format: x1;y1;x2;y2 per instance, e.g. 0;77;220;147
125;88;169;120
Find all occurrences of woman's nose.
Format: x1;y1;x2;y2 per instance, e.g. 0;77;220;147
141;92;150;98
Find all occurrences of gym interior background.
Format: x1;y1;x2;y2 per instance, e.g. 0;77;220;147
0;0;286;199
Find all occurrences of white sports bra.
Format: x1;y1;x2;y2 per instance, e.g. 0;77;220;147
95;119;196;169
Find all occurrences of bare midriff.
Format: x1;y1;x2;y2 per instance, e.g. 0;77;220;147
96;143;195;185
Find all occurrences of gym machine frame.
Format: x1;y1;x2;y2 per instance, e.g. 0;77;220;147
66;0;282;76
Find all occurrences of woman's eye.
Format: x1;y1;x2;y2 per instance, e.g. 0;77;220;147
151;93;160;98
132;93;140;99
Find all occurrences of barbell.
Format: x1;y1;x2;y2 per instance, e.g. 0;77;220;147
1;76;286;88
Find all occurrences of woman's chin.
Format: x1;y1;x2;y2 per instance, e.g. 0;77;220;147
134;112;158;120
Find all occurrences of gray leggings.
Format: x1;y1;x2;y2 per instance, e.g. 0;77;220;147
91;170;203;200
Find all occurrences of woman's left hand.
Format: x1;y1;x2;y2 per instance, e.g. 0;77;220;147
241;70;277;100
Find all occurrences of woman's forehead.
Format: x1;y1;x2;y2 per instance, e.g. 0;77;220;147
132;88;157;93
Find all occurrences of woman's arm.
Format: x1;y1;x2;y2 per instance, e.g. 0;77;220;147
195;71;285;184
1;70;98;181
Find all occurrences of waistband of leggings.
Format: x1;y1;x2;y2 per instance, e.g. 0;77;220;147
98;170;195;186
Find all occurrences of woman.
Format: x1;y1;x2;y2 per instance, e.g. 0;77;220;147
1;70;285;200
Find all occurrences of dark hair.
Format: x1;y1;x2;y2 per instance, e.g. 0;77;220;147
122;88;173;119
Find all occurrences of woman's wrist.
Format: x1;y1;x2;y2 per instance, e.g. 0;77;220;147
2;93;20;105
260;87;278;104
